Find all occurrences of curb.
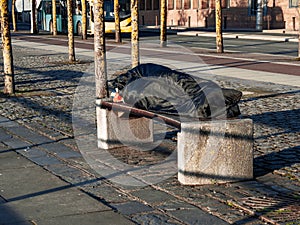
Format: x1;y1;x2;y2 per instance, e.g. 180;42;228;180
177;31;298;42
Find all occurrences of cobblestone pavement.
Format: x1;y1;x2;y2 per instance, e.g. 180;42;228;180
0;41;299;225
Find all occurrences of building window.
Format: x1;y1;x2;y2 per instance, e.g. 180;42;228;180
146;0;152;10
168;0;174;9
176;0;182;9
140;0;145;10
184;0;191;8
289;0;298;7
210;0;215;8
249;0;257;15
201;0;209;9
193;0;199;9
223;0;230;8
153;0;159;9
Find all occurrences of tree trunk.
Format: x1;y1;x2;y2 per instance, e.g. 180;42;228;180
1;0;15;94
67;0;75;62
298;0;300;58
52;0;57;35
31;0;37;34
12;0;17;32
215;0;224;53
160;0;167;47
114;0;121;43
82;0;87;39
94;0;107;99
131;0;139;68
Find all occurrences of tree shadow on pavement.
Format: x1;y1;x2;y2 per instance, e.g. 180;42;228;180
254;145;300;177
248;107;300;178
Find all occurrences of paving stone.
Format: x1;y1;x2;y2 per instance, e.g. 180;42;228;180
132;211;182;225
131;188;177;205
111;201;154;215
0;116;19;128
167;207;229;225
3;138;31;150
82;182;130;203
4;125;51;144
0;127;12;142
0;151;34;170
34;211;135;225
28;154;63;166
0;150;112;224
39;142;82;159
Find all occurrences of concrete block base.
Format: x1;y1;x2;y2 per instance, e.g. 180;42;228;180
178;119;253;185
96;100;154;149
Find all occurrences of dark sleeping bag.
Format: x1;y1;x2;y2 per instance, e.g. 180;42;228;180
108;63;242;119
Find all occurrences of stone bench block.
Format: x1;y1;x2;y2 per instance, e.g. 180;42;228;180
96;100;154;149
178;119;253;185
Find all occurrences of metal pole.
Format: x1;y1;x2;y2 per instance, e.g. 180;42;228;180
256;0;263;31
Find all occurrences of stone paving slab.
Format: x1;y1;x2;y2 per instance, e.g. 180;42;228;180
110;201;154;215
34;211;136;225
0;148;134;225
0;150;34;170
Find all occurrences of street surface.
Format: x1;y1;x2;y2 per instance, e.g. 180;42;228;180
0;29;299;224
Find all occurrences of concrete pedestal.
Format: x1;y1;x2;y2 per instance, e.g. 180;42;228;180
178;119;253;185
96;100;154;149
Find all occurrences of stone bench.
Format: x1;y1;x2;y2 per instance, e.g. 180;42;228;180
178;119;253;185
96;99;155;149
96;100;253;185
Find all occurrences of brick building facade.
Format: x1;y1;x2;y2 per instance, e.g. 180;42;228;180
139;0;299;31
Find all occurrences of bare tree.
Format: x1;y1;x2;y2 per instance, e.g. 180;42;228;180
67;0;75;62
1;0;15;94
12;0;17;32
114;0;121;43
94;0;107;98
131;0;139;67
31;0;38;33
82;0;88;39
160;0;167;47
215;0;224;53
52;0;57;35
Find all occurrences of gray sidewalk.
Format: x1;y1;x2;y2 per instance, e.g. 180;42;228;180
0;116;136;225
1;34;299;224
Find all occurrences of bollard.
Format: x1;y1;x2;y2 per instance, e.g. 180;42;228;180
178;119;253;185
96;99;154;149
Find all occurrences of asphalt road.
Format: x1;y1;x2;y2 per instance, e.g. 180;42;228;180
142;34;299;57
12;23;299;58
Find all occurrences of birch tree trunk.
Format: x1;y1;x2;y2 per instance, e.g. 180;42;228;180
1;0;15;94
94;0;107;99
131;0;139;67
31;0;38;33
82;0;87;39
52;0;57;35
215;0;224;53
67;0;75;62
12;0;17;32
114;0;121;43
160;0;167;47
